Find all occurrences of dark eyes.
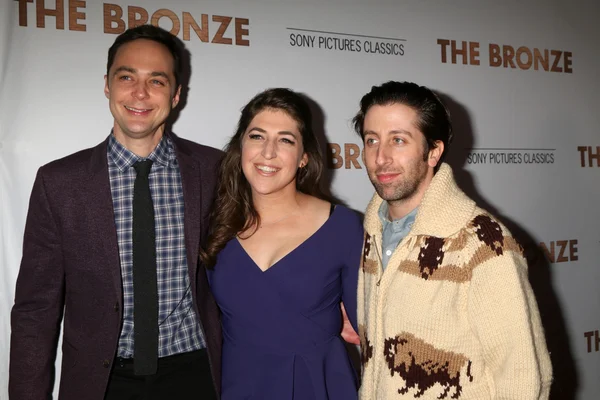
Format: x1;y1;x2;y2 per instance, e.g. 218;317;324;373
117;76;166;86
365;137;404;145
248;134;295;144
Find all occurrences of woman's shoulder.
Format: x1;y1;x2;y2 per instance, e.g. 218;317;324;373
301;195;363;227
330;204;364;234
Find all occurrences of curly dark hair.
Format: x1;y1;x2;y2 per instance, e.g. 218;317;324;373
200;88;330;268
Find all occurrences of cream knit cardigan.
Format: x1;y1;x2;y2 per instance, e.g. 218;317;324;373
357;163;552;399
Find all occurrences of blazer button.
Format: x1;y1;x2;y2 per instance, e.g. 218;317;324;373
113;302;119;312
103;359;111;368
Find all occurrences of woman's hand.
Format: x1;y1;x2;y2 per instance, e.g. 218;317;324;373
340;303;360;345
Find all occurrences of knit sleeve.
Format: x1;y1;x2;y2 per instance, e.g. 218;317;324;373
467;244;552;399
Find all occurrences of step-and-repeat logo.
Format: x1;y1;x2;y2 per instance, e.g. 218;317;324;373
584;330;599;353
466;148;555;165
437;39;572;73
15;1;250;45
577;146;600;167
288;27;405;57
328;143;364;169
539;240;579;263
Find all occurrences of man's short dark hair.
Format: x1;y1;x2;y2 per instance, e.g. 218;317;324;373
352;81;454;164
107;24;184;88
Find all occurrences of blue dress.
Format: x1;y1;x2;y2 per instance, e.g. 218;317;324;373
208;205;364;399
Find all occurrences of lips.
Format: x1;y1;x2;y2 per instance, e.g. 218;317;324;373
255;164;280;175
124;105;152;115
376;173;400;183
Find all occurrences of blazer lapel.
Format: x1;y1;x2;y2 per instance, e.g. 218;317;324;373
88;138;123;300
172;137;202;282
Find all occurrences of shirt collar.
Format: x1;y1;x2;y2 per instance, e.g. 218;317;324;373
378;201;418;233
107;132;177;172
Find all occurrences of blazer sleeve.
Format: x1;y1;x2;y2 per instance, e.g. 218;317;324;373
467;241;553;399
10;168;65;399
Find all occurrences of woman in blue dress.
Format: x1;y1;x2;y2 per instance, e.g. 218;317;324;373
201;88;364;399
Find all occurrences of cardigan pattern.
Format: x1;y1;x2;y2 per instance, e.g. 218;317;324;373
357;163;552;400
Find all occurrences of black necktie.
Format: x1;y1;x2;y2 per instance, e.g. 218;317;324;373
132;159;158;375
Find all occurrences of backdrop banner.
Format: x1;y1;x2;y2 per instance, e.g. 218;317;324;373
1;0;598;398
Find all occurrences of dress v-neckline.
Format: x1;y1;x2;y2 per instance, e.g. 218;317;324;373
236;206;337;273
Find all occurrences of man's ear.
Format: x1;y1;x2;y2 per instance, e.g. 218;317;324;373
104;75;110;99
428;140;444;168
172;85;182;108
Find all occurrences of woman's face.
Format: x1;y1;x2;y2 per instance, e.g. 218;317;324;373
241;108;308;198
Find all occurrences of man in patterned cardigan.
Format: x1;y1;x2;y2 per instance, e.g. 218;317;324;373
352;81;552;399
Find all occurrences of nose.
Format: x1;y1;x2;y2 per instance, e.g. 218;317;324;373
261;138;277;160
375;142;392;167
132;81;149;100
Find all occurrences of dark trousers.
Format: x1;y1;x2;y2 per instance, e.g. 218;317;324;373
104;349;217;400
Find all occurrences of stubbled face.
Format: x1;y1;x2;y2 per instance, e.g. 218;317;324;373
362;103;438;206
104;39;180;143
241;108;308;197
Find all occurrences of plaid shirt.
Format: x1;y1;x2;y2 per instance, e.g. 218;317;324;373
107;134;206;358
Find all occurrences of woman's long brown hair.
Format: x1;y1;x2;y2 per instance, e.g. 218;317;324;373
200;88;330;268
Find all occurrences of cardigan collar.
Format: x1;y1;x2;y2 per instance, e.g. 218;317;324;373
364;163;476;238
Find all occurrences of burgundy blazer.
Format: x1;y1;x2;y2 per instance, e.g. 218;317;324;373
9;134;223;400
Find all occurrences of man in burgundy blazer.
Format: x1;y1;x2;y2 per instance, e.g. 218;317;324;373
10;25;222;399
